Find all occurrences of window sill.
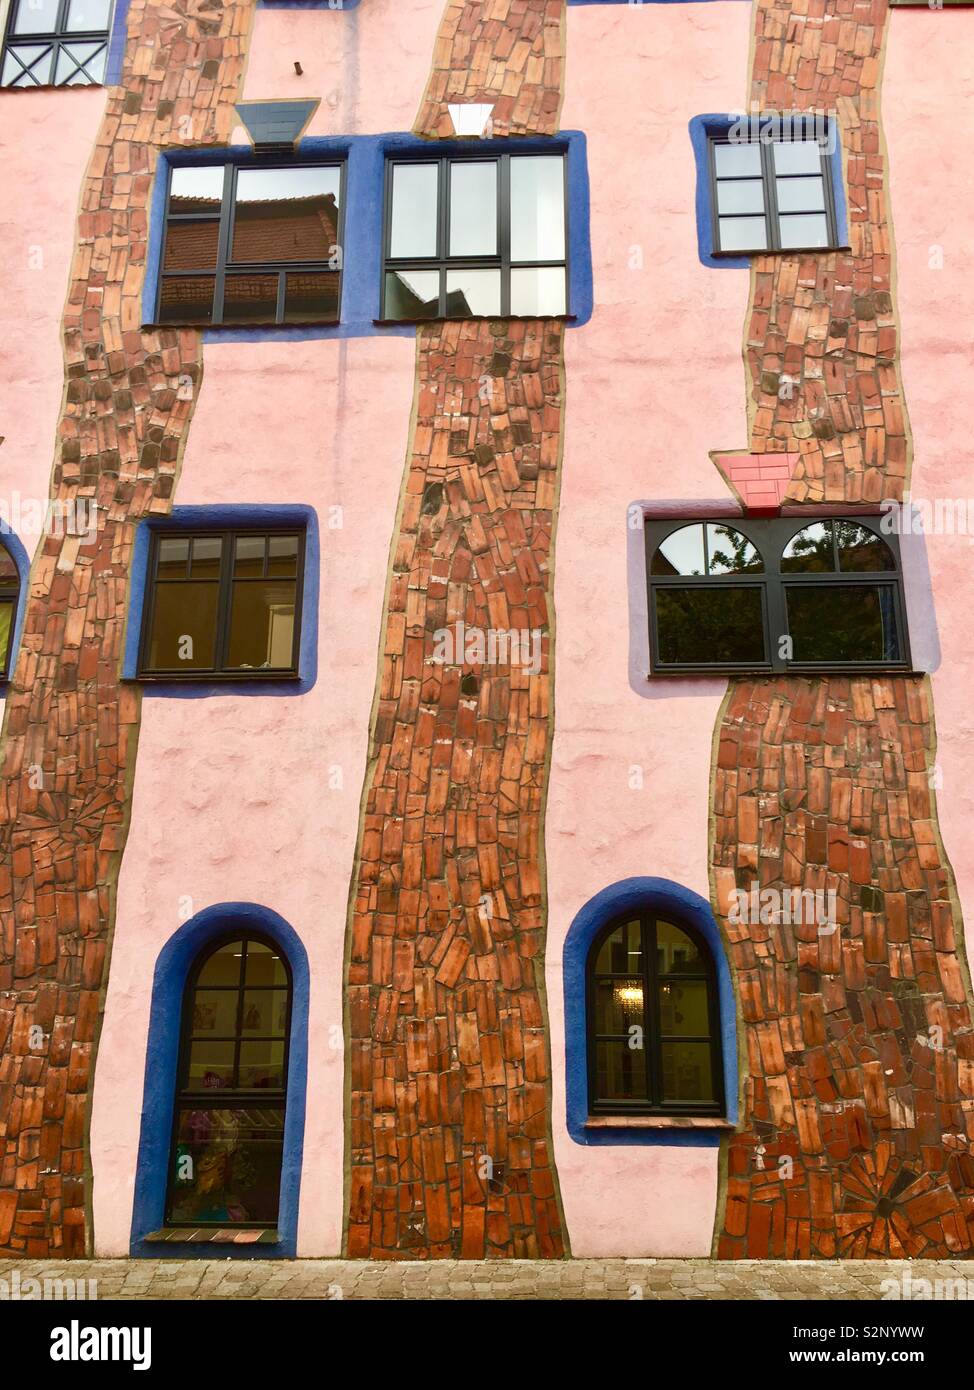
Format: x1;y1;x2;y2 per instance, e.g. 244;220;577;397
711;245;850;258
143;1227;280;1245
585;1115;735;1131
130;672;301;683
373;314;577;327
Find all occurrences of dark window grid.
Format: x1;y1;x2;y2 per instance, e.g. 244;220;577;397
137;528;305;679
1;0;110;86
644;516;910;674
155;161;346;327
380;151;570;320
709;136;840;255
587;916;724;1117
165;936;292;1227
0;582;18;675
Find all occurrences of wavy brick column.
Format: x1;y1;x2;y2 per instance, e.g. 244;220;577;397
0;0;254;1256
744;0;907;504
712;0;974;1258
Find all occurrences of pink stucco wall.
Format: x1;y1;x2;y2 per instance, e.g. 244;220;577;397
547;1;752;1256
883;9;974;986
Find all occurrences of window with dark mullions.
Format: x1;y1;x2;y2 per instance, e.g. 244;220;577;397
710;130;840;254
138;529;305;679
166;935;291;1229
645;516;910;674
1;0;112;87
155;162;344;327
0;540;19;678
382;152;568;320
588;912;724;1116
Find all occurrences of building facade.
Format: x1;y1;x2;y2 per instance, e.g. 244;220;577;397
1;0;973;1262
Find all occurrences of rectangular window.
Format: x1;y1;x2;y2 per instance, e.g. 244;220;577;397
382;152;568;321
710;130;839;255
138;529;305;679
1;0;112;86
156;162;344;327
645;517;910;675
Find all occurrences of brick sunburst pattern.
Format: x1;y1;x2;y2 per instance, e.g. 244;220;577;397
713;678;974;1258
0;0;254;1256
345;320;567;1260
744;0;907;504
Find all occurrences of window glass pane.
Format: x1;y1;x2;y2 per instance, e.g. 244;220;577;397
234;535;265;577
445;268;500;317
786;585;900;663
242;990;289;1036
510;155;565;262
835;521;895;572
449;161;496;256
190;535;222;579
163;219;220;272
656;920;705;973
661;1041;715;1104
390;163;438;258
775;175;825;212
169;1108;285;1226
156;536;189;579
232;166;339;264
716;180;765;215
706;524;763;575
655;587;765;665
197;941;245;987
57;41;105;84
65;0;112;30
510;266;566;316
0;602;13;674
158;275;215;324
384;269;439;320
659;979;711;1037
12;0;60;33
0;545;17;581
146;581;220;669
718;216;768;252
713;142;762;177
3;43;54;85
778;213;830;248
781;521;834;572
283;270;340;324
192;990;239;1037
223;272;280;324
595;1040;647;1103
652;524;705;576
267;535;299;577
187;1040;235;1090
593;978;645;1034
772;139;824;176
239;1040;286;1089
226;580;296;670
169;165;225;215
245;943;288;987
595;919;642;975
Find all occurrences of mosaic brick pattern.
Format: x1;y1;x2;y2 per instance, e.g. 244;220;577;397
414;0;565;139
713;677;974;1258
345;319;566;1260
0;0;254;1257
742;0;908;504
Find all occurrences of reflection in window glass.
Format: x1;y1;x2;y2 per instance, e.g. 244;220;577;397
169;165;225;215
713;142;762;177
655;587;766;666
232;166;340;265
706;525;763;574
835;521;895;572
772;139;825;175
223;273;280;324
445;268;500;317
510;266;566;316
510;155;565;262
781;521;834;572
0;541;18;679
778;214;830;249
169;1107;285;1226
390;163;438;258
384;269;440;319
786;585;900;663
449;161;496;256
13;0;61;32
652;524;706;576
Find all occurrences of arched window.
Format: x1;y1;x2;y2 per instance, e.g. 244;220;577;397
166;935;292;1229
0;539;20;677
587;911;724;1116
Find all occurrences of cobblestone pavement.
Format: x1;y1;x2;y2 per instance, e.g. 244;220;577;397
1;1258;970;1300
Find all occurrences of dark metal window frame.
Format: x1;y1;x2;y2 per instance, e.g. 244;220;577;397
164;931;293;1230
708;129;841;256
137;525;306;681
380;150;570;321
154;159;346;328
1;0;111;87
645;514;911;676
586;910;725;1118
0;544;19;678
